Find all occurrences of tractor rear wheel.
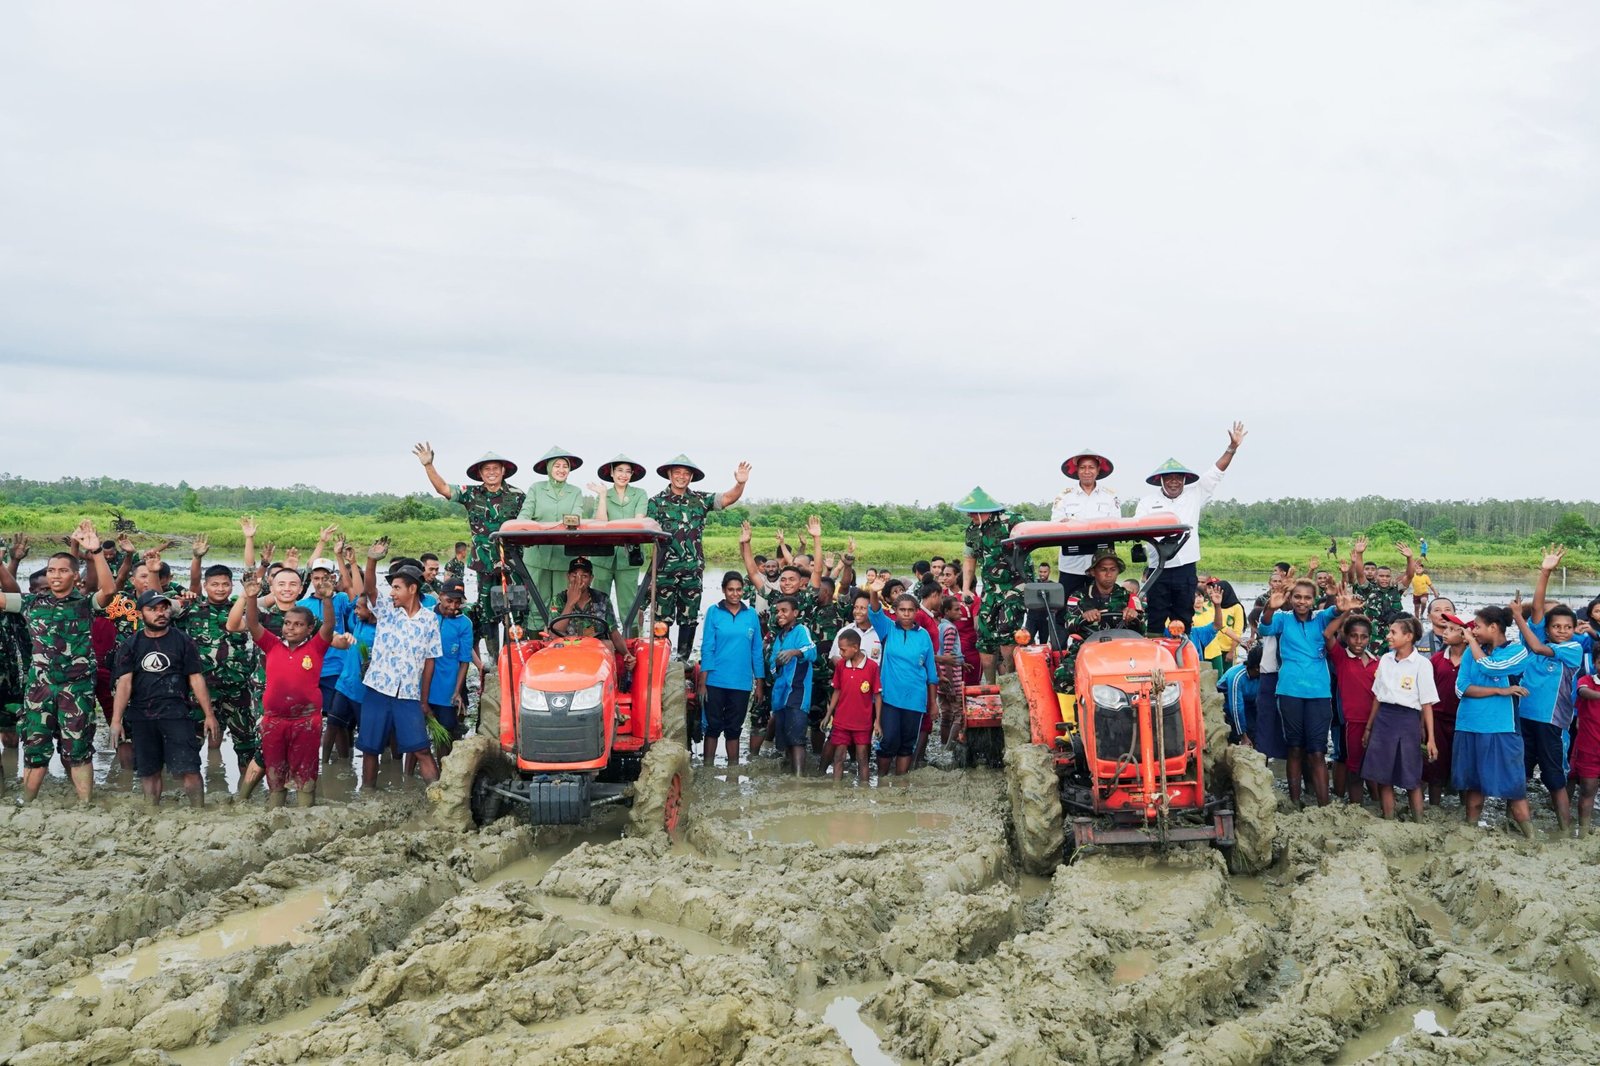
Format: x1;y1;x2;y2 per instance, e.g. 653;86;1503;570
659;659;688;745
1005;742;1065;876
477;665;502;740
628;742;691;837
430;733;514;831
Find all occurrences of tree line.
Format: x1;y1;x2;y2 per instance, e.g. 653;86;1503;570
2;475;1596;547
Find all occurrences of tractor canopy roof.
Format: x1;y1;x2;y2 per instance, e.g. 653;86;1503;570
1001;515;1191;553
491;518;670;548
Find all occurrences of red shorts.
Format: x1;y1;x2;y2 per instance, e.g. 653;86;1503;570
1345;718;1369;775
1572;710;1600;779
261;713;321;788
828;726;873;748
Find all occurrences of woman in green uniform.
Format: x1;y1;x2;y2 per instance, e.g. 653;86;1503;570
516;445;585;623
584;454;651;622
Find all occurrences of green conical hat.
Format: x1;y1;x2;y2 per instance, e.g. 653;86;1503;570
1145;458;1199;486
597;453;648;483
532;445;584;476
655;453;706;482
466;451;518;481
954;486;1005;513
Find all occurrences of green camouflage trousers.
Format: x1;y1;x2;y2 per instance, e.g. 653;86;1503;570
212;682;260;768
22;677;96;769
975;589;1024;654
654;567;704;628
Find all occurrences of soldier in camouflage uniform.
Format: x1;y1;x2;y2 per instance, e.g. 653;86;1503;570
444;542;468;581
179;557;261;768
1052;549;1147;693
958;487;1027;682
0;521;119;803
413;443;526;656
1347;538;1415;654
0;536;34;746
646;455;752;661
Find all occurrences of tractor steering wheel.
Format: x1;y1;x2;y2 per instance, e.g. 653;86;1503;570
545;611;612;640
1087;628;1145;643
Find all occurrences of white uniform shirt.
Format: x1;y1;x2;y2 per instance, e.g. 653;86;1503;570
829;621;882;663
1373;648;1440;709
1049;483;1122;575
1133;464;1226;568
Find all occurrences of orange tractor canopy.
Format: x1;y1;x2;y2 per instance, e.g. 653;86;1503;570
994;516;1235;863
462;519;689;832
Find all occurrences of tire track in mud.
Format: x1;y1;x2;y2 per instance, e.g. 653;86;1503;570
10;750;1600;1064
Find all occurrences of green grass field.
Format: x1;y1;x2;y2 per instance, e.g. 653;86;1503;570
0;504;1588;578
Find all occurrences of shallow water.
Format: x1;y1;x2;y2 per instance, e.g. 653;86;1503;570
747;810;953;847
1334;1003;1455;1063
166;994;343;1066
64;882;335;998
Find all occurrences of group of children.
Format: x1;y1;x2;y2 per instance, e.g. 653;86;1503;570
1224;546;1595;835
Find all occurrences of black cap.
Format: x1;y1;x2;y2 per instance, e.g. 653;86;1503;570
439;578;467;599
567;556;593;573
136;589;172;608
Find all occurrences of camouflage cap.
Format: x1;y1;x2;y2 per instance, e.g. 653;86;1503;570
1089;548;1125;573
954;486;1004;513
466;451;519;481
597;453;648;483
1144;458;1200;487
655;454;707;482
532;445;584;476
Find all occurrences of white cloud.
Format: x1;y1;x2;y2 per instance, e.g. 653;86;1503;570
3;1;1595;507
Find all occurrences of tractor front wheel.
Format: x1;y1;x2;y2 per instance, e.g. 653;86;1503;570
1005;742;1065;876
628;742;691;837
430;733;514;831
660;660;688;745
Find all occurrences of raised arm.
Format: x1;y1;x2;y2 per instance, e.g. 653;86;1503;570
739;522;768;591
1532;545;1563;624
1395;541;1417;589
837;537;857;591
715;462;751;511
316;589;336;645
239;574;265;640
588;482;610;521
189;535;209;597
75;523;117;607
0;534;25;594
343;542;365;601
1510;594;1551;657
1347;538;1366;586
239;515;257;572
310;524;337;566
413;442;452;500
1215;421;1247;473
363;538;389;603
806;515;824;590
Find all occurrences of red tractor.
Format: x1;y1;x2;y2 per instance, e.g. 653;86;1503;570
444;519;690;836
984;516;1271;874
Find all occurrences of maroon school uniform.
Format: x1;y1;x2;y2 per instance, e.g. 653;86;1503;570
1424;649;1462;787
829;656;881;747
1572;674;1600;779
1329;645;1378;774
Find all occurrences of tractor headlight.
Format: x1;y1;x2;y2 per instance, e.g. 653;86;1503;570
570;683;604;710
1092;685;1132;711
521;688;549;711
1160;683;1182;708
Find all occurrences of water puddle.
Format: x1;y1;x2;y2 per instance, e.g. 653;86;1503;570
479;824;624;889
748;810;952;847
1195;914;1236;942
167;995;342;1065
65;883;335;998
1018;874;1053;901
1334;1003;1455;1063
801;982;897;1065
1109;946;1155;984
534;894;733;956
1407;891;1458;942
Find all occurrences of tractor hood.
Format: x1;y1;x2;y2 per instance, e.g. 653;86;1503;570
1075;637;1181;692
520;638;614;691
1002;515;1191;553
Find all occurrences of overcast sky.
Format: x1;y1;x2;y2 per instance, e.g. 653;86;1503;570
3;2;1594;507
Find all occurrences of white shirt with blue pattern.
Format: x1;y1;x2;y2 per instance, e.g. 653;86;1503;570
363;594;442;700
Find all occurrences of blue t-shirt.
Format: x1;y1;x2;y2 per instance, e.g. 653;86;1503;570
869;611;939;712
427;612;476;707
1455;643;1528;734
297;592;352;678
700;601;764;692
1516;620;1584;727
768;624;816;713
1258;607;1338;699
1219;663;1259;736
334;613;376;702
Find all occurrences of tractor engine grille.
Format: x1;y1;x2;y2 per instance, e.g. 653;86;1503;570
1094;698;1183;766
520;692;604;763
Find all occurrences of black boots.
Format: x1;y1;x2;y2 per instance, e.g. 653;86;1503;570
675;623;698;662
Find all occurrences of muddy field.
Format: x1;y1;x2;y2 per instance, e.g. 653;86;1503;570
6;721;1600;1065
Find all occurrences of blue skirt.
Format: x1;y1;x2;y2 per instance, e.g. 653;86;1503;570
1451;730;1527;800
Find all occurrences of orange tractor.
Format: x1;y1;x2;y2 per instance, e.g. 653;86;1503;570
448;519;690;835
988;515;1265;873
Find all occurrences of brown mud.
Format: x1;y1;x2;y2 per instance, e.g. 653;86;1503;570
7;731;1600;1064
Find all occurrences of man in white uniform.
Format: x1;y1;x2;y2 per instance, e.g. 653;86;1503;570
1133;423;1248;635
1049;450;1121;599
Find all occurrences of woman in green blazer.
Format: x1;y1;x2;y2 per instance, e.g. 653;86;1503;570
516;445;585;623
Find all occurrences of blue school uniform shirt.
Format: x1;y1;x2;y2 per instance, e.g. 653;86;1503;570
334;613;376;702
1219;663;1258;737
869;610;939;712
427;611;475;707
1257;607;1339;699
1454;643;1528;734
700;600;764;692
297;592;352;679
1515;621;1583;727
768;623;816;713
